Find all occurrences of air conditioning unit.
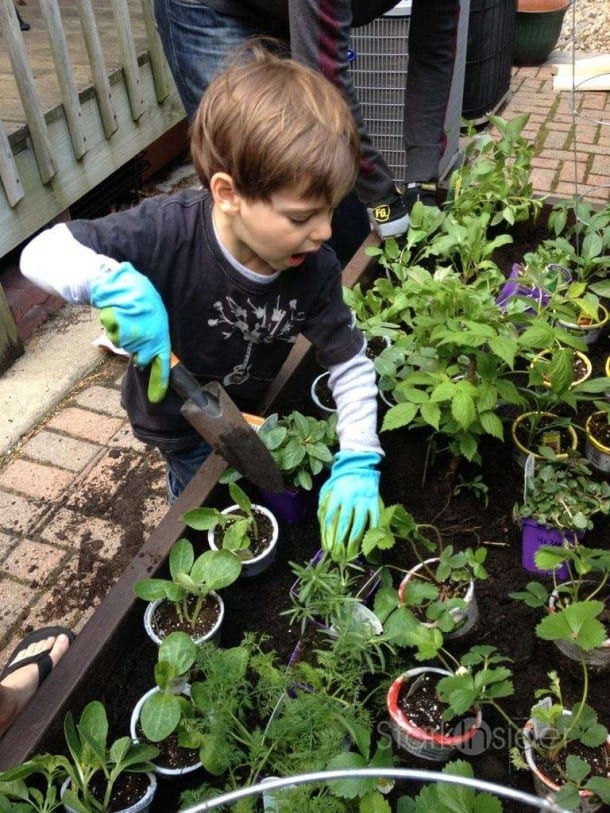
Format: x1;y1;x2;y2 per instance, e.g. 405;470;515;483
350;0;470;184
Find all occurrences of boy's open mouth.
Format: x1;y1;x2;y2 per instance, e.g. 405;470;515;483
288;253;307;267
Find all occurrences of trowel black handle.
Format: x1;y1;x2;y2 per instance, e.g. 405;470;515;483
169;353;216;413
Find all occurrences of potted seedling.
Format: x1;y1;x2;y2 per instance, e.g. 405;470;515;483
396;544;488;641
255;410;338;523
512;672;610;812
59;701;159;813
513;453;610;579
285;550;381;636
364;503;487;641
134;538;241;644
510;410;578;469
342;281;399;358
130;631;203;779
0;701;160;813
530;347;592;390
183;482;278;577
387;645;513;762
512;542;610;674
0;757;66;812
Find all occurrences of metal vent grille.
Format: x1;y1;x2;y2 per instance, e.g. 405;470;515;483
350;0;469;184
350;11;412;183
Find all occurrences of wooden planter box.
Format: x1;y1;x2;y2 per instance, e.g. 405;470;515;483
0;232;381;772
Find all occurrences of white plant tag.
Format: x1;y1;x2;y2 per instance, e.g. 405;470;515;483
531;696;553;741
523;453;536;502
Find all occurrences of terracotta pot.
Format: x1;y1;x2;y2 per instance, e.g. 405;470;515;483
143;593;224;646
523;715;610;813
208;503;279;578
514;0;571;66
398;557;479;640
387;667;482;762
585;412;610;476
518;0;569;11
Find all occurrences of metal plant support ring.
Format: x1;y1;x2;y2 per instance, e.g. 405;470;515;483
179;768;570;812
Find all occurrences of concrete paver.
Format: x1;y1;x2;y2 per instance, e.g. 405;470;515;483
0;459;76;501
46;408;125;444
20;431;101;472
0;58;609;668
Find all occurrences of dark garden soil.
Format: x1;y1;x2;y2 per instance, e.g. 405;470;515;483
35;217;610;811
211;507;276;559
150;595;222;640
589;410;610;447
88;771;152;812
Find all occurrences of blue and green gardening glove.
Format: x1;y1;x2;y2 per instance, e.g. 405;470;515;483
90;262;170;403
317;450;382;561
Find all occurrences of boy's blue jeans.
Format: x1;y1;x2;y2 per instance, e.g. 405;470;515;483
160;441;212;505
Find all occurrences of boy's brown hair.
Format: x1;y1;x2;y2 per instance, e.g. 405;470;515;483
190;42;360;207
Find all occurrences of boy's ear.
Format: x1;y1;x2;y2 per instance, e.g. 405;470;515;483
210;172;241;215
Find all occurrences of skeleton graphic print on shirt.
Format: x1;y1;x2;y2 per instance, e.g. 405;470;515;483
209;294;305;387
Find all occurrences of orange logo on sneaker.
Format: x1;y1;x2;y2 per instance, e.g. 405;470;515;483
373;205;390;222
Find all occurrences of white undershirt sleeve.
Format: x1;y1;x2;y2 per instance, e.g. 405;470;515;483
328;342;383;456
20;223;120;303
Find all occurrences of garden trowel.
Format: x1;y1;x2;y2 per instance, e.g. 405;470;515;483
169;353;284;492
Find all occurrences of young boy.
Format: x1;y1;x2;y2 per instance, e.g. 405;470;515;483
20;45;383;560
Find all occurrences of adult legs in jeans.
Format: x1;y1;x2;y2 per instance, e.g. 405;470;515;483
153;0;283;119
161;441;213;505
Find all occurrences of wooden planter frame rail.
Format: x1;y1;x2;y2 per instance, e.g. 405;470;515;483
0;231;381;771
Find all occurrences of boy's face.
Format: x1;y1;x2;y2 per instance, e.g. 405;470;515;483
223;186;335;275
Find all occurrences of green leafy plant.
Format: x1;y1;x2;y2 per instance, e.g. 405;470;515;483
256;411;338;490
177;630;393;813
0;701;159;813
544;198;610;287
137;631;199;745
513;454;610;533
60;701;158;813
372;266;524;464
284;552;378;634
509;539;610;810
447;112;544;229
510;671;610;811
182;482;264;558
397;758;504;812
133;537;242;628
510;543;610;652
342;282;400;344
388;647;514;735
0;757;66;813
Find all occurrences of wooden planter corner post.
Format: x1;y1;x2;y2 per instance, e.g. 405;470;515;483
0;231;381;770
0;282;24;374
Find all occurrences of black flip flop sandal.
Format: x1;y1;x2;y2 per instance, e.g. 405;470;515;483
0;626;75;686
